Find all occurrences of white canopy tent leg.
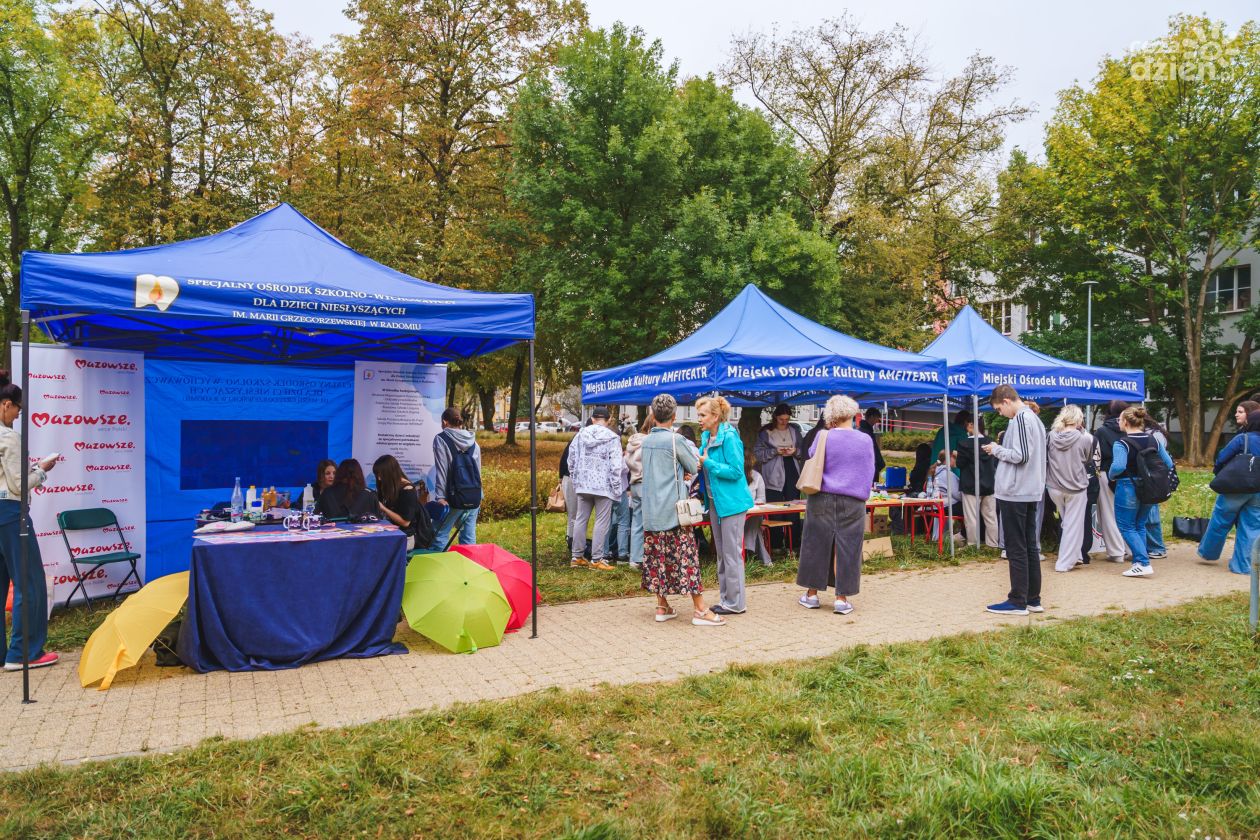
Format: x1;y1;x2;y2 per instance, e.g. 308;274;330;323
943;396;953;558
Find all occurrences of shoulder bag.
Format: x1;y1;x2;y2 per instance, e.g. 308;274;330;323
545;483;566;513
796;429;829;495
672;432;706;527
1209;433;1260;494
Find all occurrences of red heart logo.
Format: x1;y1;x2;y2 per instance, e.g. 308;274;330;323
74;442;86;451
75;359;87;369
31;413;50;427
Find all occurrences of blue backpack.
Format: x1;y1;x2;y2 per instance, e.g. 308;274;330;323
439;433;482;509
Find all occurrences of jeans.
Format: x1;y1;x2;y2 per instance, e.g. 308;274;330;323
434;505;479;548
1145;505;1166;554
1113;480;1153;566
605;491;630;558
1198;491;1260;574
628;484;645;566
997;499;1040;608
0;501;48;663
572;494;613;561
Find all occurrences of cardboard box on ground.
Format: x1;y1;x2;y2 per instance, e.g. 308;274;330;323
862;508;894;560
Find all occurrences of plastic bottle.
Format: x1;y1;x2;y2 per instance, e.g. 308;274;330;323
926;471;936;499
246;485;259;517
302;483;315;513
265;486;276;510
230;478;244;522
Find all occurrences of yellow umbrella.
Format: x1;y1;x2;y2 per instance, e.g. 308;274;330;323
79;572;190;690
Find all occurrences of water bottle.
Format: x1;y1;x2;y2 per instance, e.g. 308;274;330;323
230;477;244;522
302;483;315;513
926;471;936;499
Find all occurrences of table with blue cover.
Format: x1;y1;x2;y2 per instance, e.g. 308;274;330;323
177;523;408;672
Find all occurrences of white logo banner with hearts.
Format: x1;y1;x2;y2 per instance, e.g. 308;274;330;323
11;344;146;607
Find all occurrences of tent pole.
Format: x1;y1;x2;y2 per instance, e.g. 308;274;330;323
19;311;33;703
528;340;538;639
972;394;981;555
943;395;953;558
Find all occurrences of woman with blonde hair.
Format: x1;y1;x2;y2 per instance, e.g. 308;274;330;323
697;395;754;615
796;395;874;615
1046;405;1093;572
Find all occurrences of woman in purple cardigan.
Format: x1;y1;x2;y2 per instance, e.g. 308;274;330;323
797;395;875;615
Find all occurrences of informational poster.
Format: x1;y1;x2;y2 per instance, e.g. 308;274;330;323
352;362;447;489
11;345;146;606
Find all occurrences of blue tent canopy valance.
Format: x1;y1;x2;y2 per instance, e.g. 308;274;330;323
20;203;535;364
922;305;1144;402
581;285;948;405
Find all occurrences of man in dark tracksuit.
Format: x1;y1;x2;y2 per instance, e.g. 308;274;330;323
982;384;1048;616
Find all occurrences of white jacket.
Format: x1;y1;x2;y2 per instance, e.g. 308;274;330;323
567;424;625;500
0;424;47;497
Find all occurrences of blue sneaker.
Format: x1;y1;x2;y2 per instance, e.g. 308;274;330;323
986;600;1029;616
1026;599;1044;614
798;594;820;610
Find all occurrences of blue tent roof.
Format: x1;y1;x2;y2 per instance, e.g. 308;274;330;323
923;305;1144;402
582;284;947;405
20;203;534;365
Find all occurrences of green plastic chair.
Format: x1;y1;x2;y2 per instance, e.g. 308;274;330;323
407;508;471;558
57;507;143;611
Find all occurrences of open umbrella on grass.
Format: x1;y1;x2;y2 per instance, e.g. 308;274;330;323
402;552;510;653
79;572;190;690
451;543;537;633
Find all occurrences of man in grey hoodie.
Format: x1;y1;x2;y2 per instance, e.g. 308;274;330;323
1046;405;1094;572
982;384;1048;616
433;407;482;547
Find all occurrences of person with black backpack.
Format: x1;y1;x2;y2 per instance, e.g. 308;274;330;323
373;454;434;551
1107;406;1175;578
433;407;482;547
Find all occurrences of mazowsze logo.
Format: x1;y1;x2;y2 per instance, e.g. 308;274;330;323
43;393;76;401
31;413;130;428
75;359;138;372
74;441;136;451
99;389;130;396
34;483;95;495
86;464;132;472
101;497;127;504
135;273;179;311
29;373;66;380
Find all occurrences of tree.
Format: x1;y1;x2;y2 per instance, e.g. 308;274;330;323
508;24;840;382
71;0;289;247
724;17;1027;347
0;2;112;360
992;16;1260;464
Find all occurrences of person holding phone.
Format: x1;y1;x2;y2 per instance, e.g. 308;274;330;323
754;403;805;548
0;371;59;671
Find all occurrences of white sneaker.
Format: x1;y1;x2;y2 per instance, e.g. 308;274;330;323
1122;563;1154;577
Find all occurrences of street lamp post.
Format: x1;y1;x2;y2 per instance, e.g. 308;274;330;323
1083;280;1099;428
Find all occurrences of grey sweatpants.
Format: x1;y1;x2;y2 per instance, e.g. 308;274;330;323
1048;487;1088;570
572;494;613;561
1095;479;1128;560
710;510;747;611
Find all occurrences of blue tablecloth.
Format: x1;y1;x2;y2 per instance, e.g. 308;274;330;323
177;524;408;672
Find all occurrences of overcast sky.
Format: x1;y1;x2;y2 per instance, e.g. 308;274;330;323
255;0;1254;157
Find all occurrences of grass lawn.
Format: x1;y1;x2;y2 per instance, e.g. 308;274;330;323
3;594;1258;838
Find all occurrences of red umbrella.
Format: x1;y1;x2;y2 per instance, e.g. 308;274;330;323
451;544;538;633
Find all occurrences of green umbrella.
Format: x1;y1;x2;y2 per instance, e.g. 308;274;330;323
402;551;511;653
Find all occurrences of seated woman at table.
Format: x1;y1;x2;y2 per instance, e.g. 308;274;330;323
315;459;379;521
907;443;932;495
743;451;772;566
313;459;336;504
373;455;433;550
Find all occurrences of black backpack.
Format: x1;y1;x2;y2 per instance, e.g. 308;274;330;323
408;485;436;548
439;432;482;509
1123;436;1174;505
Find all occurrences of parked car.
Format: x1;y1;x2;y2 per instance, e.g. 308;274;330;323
538;421;562;433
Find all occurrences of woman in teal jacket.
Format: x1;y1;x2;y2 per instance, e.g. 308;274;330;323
698;396;754;615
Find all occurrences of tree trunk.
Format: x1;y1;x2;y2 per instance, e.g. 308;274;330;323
1204;335;1253;460
504;348;526;447
478;387;496;432
737;406;765;455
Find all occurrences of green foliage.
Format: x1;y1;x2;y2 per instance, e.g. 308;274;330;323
508;24;840;374
880;431;933;451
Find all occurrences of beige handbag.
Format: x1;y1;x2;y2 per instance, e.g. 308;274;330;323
796;429;828;495
545;483;566;513
672;433;706;527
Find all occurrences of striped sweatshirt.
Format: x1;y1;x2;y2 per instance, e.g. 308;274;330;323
989;406;1047;503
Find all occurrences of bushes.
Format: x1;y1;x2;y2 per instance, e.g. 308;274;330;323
478;466;560;520
880;431;933;452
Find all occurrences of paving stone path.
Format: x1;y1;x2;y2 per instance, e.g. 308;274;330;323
1;542;1249;772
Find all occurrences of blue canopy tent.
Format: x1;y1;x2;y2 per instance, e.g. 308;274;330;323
12;203;541;698
582;284;949;405
918;305;1146;543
